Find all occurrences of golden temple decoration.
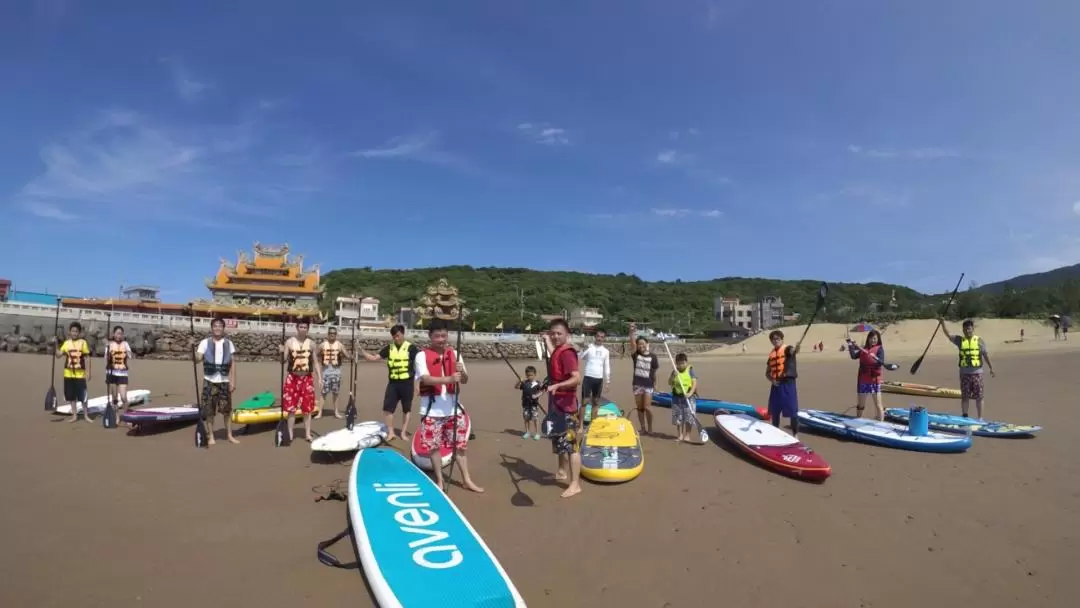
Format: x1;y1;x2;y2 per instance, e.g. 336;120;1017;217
417;278;469;322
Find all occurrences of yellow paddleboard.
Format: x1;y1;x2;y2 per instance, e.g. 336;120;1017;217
882;381;961;399
232;407;289;425
579;416;644;483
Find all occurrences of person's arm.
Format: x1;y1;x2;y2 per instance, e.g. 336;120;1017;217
603;349;611;384
313;343;323;382
83;341;91;379
982;344;995;376
689;368;698;395
228;342;237;389
195;339;206;362
340;344;352;362
280;338;290;364
847;341;860;359
875;346;885;366
361;346;385;362
938;317;953;342
457;350;469;385
55;340;65;358
514;380;523;389
650;355;658;385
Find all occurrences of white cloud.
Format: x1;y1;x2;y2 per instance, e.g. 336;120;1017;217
655;149;731;186
590;208;722;223
813;183;909;209
656;149;682;164
651;207;722;219
160;57;212;102
355;132;437;158
848;144;960;160
667;128;700;141
517;122;570;145
1072;200;1080;215
23;201;78;221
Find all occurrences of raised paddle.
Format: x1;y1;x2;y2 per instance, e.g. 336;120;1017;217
275;315;291;447
44;297;61;411
662;340;709;444
796;282;830;348
189;305;208;449
345;323;357;431
910;273;965;375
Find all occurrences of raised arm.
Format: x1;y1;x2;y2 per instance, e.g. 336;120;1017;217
938;317;954;342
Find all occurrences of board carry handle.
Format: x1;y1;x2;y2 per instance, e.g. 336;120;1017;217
316;528;359;570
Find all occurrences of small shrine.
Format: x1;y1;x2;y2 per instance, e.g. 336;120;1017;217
417;278;468;322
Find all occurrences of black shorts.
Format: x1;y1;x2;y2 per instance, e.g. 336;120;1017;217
63;378;87;403
105;373;128;386
383;381;415;414
581;376;604;399
201;381;233;418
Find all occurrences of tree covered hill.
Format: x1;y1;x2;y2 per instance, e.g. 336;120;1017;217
321;266;925;333
973;263;1080;294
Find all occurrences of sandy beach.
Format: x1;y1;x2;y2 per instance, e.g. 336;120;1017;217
0;339;1076;607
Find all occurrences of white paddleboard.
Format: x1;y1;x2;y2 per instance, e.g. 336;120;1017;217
54;389;151;415
311;421;388;453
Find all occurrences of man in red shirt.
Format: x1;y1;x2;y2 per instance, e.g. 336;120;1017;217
541;318;584;498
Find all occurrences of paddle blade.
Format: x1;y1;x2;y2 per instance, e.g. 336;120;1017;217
884;363;899;371
195;418;208;448
816;282;829;306
534;340;542;360
909;355;925;375
44;387;56;411
102;401;117;429
345;400;357;431
699;427;709;443
275;418;291;447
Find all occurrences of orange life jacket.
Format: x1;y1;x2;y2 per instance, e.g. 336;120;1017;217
768;345;790;381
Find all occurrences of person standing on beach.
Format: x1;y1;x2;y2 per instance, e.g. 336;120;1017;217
282;320;321;442
316;327;350;419
847;329;885;421
414;319;482;493
541;318;584;498
360;324;421;441
577;329;611;421
627;323;658;435
668;352;698;443
195;318;239;445
938;318;995;419
56;322;91;423
514;365;543;439
104;325;135;425
766;330;801;437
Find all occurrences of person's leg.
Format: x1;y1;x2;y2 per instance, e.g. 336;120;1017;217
284;374;298;441
79;380;91;423
452;416;483;492
561;417;582;498
382;383;400;440
65;378;79;423
856;391;867;417
202;382;217;446
634;390;647;432
973;374;985;420
643;391;653;433
118;381;129;423
787;384;800;437
302;376;314;441
426;417;446;489
872;387;884;421
220;385;238;443
959;374;971;417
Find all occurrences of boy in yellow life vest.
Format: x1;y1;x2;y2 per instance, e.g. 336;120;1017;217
668;353;699;443
104;325;135;425
55;322;91;423
317;327;351;420
938;318;996;420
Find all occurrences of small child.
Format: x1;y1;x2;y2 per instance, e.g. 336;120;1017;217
668;353;699;443
514;366;542;440
765;330;801;437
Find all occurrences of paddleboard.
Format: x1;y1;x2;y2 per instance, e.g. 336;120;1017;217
234;391;276;410
312;422;389;453
714;413;831;481
797;410;972;453
881;381;961;399
652;392;768;419
580;413;644;483
54;389;151;415
411;407;472;471
347;448;527;607
232;407;288;425
120;405;201;425
884;407;1041;438
582;399;622;423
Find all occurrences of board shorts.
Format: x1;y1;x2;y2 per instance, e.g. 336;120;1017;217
960;373;984;400
63;378;87;403
857;382;881;394
581;376;604;400
768;380;799;418
201;381;233;418
419;414;469;452
105;372;128;386
632;385;654;398
383;381;415;414
522;403;540;422
283;373;316;414
548;412;580;455
321;367;342;395
671;394;697;425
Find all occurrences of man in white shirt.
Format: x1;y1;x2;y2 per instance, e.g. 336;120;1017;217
578;329;612;421
195;318;239;446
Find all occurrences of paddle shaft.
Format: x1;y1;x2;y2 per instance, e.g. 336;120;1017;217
663;341;707;442
910;273;964;374
48;297;60;393
188;307;205;447
796;283;829;347
447;307;465;493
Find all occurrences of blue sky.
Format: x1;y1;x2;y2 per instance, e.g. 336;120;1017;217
3;0;1079;301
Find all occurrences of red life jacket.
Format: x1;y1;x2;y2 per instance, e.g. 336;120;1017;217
548;343;576;393
418;347;457;397
858;345;883;384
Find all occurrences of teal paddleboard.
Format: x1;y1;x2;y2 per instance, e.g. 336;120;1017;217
584;399;622;423
234;391;276;410
884;407;1040;438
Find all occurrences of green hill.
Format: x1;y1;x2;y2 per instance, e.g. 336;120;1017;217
974;262;1080;294
321;266;926;333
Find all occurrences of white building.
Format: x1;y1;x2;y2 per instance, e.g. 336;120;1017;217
335;295;380;326
569;307;604;328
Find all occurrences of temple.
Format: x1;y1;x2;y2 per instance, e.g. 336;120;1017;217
417;278;468;322
201;242;324;318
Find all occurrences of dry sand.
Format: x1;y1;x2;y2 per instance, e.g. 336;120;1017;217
0;347;1076;608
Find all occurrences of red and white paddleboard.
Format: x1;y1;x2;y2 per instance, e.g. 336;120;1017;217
410;408;472;471
714;413;831;482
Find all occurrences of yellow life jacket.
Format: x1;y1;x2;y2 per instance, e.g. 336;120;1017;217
387;341;412;381
108;341;129;371
959;336;981;368
671;366;695;396
289;338;313;374
321;340;342;367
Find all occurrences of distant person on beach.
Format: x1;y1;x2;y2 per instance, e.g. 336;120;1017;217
847;330;885;421
360;324;421;441
282;320;320;442
766;330;801;437
104;325;135;425
56;321;91;423
1053;320;1060;341
668;352;698;443
195;318;238;445
415;318;482;493
316;327;350;420
818;340;824;353
540;318;584;498
514;365;542;440
627;323;658;435
938;318;995;420
1020;328;1025;342
577;329;612;422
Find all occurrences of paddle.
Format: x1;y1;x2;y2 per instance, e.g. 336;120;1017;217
796;282;830;348
189;305;208;449
44;297;61;411
275;315;291;447
910;273;965;375
345;323;357;431
662;341;709;444
102;309;118;429
444;307;466;495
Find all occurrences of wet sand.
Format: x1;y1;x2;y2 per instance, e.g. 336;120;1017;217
0;350;1075;608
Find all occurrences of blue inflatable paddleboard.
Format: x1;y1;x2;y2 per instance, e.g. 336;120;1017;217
347;448;526;607
884;407;1040;438
797;410;972;453
652;392;767;419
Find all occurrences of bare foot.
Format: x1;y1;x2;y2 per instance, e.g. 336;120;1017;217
227;436;240;444
334;412;344;419
555;470;568;481
463;480;485;493
401;431;410;440
68;416;78;423
387;434;399;442
84;416;93;424
560;484;582;498
305;435;313;442
208;436;216;446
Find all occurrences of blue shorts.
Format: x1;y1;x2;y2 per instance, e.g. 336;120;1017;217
857;382;881;394
768;381;799;418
